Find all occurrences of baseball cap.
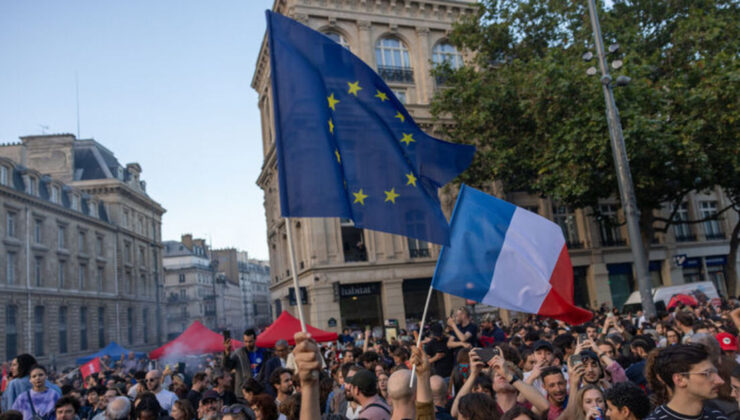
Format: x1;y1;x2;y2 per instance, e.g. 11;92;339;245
579;349;600;363
533;340;554;353
717;332;738;352
202;390;220;402
346;369;377;395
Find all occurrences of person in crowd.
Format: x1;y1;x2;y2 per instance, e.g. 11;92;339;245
104;397;130;420
429;375;454;420
250;394;280;420
457;393;499;420
11;365;60;420
212;370;238;406
387;368;416;420
557;384;605;420
260;341;290;396
172;399;196;420
540;366;568;420
674;310;696;343
645;343;726;419
346;369;390;420
222;403;256;420
91;389;117;420
197;390;222;420
133;394;163;420
523;340;560;395
225;329;265;394
424;323;454;381
2;355;61;412
500;406;539;420
328;363;360;418
269;368;294;409
144;370;178;414
186;372;207;411
447;307;479;351
241;378;265;406
376;370;389;403
488;352;549;416
604;382;651;420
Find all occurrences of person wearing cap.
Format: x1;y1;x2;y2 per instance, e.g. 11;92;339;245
346;368;390;420
717;332;740;362
424;323;454;381
198;390;222;420
523;340;566;396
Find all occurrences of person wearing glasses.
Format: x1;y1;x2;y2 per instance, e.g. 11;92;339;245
144;370;178;414
645;343;726;420
222;403;256;420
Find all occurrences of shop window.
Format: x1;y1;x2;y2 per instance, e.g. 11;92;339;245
607;263;634;309
339;282;383;330
402;278;443;324
573;266;590;308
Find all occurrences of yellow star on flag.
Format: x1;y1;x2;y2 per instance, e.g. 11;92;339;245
353;189;368;205
335;149;341;163
395;111;405;122
400;133;415;146
375;90;388;102
384;188;400;203
327;93;340;110
347;81;362;96
405;172;417;187
328;119;334;134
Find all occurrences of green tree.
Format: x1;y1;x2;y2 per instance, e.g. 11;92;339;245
432;0;740;299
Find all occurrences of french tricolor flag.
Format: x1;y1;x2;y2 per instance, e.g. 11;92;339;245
433;185;592;325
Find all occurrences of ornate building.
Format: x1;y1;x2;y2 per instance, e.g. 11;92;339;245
0;134;165;366
253;0;477;332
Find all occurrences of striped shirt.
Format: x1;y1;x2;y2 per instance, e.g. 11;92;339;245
644;404;728;420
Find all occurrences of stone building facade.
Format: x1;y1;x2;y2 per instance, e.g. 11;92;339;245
0;134;165;366
253;0;739;330
211;249;271;329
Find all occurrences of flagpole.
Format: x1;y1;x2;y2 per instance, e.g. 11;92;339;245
285;218;307;332
409;284;434;387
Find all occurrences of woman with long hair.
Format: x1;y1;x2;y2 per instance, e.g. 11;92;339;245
171;399;196;420
2;356;60;413
251;393;279;420
556;385;606;420
11;365;60;420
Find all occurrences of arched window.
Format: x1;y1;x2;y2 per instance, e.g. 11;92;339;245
323;31;350;50
375;37;413;83
432;42;463;69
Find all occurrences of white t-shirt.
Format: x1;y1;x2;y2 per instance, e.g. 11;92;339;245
155;388;179;413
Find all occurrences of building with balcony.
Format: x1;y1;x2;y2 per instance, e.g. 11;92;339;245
0;134;165;366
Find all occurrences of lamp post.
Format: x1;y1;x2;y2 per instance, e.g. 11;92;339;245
585;0;656;317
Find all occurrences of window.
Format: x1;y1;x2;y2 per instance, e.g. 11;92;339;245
123;210;129;227
408;238;430;258
58;260;66;288
51;185;60;204
143;308;149;344
98;307;105;348
71;194;79;211
340;218;367;262
139;247;145;265
0;165;8;186
80;307;88;351
59;307;68;353
6;212;16;238
701;201;724;239
26;176;37;196
179;273;185;283
553;205;581;247
125;242;132;263
58;226;66;248
89;202;97;218
324;31;349;49
97;236;104;256
78;231;86;253
34;257;43;287
6;306;17;359
180;288;186;298
126;271;133;294
127;308;133;344
34;306;44;356
6;252;16;284
392;89;407;104
672;202;693;241
598;204;624;246
34;219;43;243
97;267;104;292
78;263;86;289
141;274;147;296
432;42;463;69
376;37;413;83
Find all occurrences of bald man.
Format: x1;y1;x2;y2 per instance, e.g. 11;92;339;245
145;370;178;414
430;375;454;419
388;369;415;420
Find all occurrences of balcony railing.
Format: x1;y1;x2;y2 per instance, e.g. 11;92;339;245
706;232;726;240
344;249;368;263
566;241;585;249
378;66;414;83
410;248;430;258
675;234;697;242
602;238;627;247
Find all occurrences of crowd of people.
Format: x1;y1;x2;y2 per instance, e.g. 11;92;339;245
2;298;740;420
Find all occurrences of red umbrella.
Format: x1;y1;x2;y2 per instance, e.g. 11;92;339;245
667;293;698;309
256;311;338;347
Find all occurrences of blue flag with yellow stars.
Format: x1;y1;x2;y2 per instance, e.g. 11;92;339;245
266;11;475;245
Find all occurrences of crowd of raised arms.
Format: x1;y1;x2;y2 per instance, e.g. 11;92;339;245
3;299;740;420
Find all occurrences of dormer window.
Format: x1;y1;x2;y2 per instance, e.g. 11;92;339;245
25;176;37;196
89;201;97;218
71;194;79;211
50;185;60;204
0;165;8;186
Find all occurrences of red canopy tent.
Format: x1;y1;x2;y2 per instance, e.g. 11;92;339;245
256;311;338;347
149;321;243;359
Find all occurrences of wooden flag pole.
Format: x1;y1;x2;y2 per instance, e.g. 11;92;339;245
285;219;307;332
410;284;434;387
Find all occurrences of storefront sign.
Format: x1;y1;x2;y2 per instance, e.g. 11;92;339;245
706;256;727;266
340;283;380;298
673;254;687;267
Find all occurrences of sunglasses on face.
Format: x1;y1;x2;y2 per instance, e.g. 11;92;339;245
145;378;160;382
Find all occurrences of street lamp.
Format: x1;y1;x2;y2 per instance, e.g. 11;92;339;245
585;0;657;317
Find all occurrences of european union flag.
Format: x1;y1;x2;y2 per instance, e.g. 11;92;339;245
266;11;475;245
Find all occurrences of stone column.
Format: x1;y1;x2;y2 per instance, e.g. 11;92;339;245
357;20;373;65
588;263;612;307
382;279;406;329
415;27;432;103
